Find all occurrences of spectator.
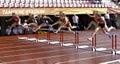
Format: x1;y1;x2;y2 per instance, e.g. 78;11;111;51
91;0;96;4
6;13;21;35
110;13;118;29
98;0;102;4
104;12;111;27
72;14;79;28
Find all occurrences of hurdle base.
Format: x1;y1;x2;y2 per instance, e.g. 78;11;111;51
50;41;60;44
116;51;120;54
18;36;28;40
47;41;50;44
60;43;63;46
63;43;73;46
112;50;116;55
27;38;37;41
92;47;96;52
96;47;107;51
37;40;48;42
78;45;89;48
75;45;78;49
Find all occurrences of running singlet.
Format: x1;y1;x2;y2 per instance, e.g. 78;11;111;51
13;16;19;23
60;17;70;27
96;17;104;23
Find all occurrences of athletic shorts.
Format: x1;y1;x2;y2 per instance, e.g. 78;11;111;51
65;22;70;27
98;23;105;28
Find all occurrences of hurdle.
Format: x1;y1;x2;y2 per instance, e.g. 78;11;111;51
18;28;28;40
46;30;75;47
90;34;118;55
17;27;119;55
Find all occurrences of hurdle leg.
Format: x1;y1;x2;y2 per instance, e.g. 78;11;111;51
112;34;117;55
47;31;50;44
92;34;96;52
60;31;63;46
35;31;39;42
25;28;28;40
75;31;79;49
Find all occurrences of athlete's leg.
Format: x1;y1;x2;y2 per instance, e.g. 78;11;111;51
86;21;97;30
54;25;63;33
33;23;47;32
51;21;61;26
91;27;100;38
88;27;100;41
9;22;17;30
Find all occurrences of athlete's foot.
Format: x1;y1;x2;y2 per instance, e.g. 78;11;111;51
72;31;77;34
23;23;28;28
87;38;92;41
53;31;58;34
72;26;77;29
106;34;112;39
109;26;116;31
111;26;116;30
33;30;37;33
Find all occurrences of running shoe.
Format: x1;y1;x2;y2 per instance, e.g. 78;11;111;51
87;38;92;41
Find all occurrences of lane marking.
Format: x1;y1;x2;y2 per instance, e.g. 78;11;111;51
1;51;91;63
100;59;120;64
0;46;60;54
55;54;112;64
0;48;76;58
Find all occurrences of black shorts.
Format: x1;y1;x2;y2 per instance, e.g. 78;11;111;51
98;23;105;28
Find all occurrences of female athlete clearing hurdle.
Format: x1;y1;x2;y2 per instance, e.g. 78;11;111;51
33;14;53;32
88;11;114;41
86;11;98;30
50;11;74;34
6;13;21;35
24;13;38;29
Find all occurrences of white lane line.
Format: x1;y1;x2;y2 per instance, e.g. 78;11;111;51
0;45;37;49
100;59;120;64
0;48;76;58
2;51;91;64
55;54;112;64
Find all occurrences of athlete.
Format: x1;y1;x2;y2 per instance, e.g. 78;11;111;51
88;11;114;41
51;11;74;34
6;13;21;35
33;14;53;32
86;11;98;30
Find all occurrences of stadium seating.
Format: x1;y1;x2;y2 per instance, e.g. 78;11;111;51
0;0;111;8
